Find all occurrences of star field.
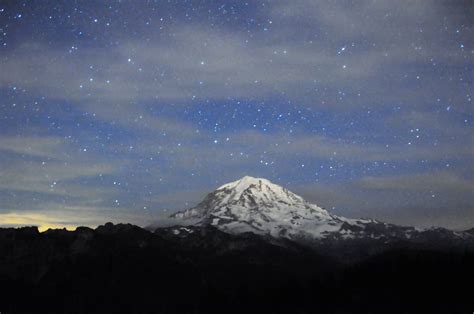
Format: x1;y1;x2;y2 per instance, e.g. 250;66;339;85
0;1;473;230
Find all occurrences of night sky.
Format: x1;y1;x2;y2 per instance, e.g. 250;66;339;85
0;1;473;231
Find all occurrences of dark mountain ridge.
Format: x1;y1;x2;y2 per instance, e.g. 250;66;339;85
0;223;473;314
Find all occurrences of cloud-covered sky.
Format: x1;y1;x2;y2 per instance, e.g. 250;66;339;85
0;0;473;230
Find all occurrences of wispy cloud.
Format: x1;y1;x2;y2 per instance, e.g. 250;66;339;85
295;171;474;230
2;5;470;110
0;136;68;159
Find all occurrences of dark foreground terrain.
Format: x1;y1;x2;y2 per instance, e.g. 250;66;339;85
0;223;473;314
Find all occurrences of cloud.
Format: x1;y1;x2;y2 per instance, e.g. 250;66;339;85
0;136;67;159
295;171;474;230
0;135;120;195
0;160;117;197
387;110;474;139
80;102;201;138
225;130;473;163
2;34;370;105
357;171;474;192
0;134;126;226
2;0;471;110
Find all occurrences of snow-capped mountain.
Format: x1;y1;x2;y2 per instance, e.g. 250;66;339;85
170;176;474;246
171;176;381;240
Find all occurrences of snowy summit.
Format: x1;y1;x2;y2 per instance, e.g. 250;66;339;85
171;176;373;239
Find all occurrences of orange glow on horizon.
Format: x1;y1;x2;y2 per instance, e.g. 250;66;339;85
0;212;83;232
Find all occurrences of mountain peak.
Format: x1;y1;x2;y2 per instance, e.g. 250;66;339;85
215;176;305;206
218;175;271;189
170;176;347;238
235;175;267;182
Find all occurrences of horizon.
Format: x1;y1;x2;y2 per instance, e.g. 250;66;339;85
1;1;473;231
1;175;472;233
